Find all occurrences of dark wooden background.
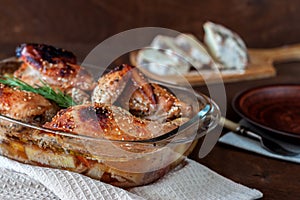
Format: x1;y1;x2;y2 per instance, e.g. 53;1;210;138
1;1;300;199
1;0;300;60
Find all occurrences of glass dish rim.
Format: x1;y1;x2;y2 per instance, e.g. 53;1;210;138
0;57;220;145
0;92;217;144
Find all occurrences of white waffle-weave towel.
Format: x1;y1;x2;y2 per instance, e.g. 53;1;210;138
0;156;262;200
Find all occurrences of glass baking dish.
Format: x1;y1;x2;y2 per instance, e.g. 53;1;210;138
0;58;220;187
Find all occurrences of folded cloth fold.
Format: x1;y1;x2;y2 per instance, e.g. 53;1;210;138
219;120;300;164
219;132;300;164
0;156;262;200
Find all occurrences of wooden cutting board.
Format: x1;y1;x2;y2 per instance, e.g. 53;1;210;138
130;44;300;86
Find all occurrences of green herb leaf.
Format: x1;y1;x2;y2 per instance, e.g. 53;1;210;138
0;75;76;108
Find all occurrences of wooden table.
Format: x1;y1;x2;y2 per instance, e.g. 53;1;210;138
1;1;300;199
190;61;300;200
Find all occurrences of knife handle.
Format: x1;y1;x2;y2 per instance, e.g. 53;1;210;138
220;117;241;132
220;117;262;141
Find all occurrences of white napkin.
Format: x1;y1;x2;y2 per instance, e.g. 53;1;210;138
219;132;300;164
0;156;262;200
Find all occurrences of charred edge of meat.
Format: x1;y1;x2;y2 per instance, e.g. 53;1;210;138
16;43;77;64
59;64;77;77
107;64;134;75
78;105;111;130
130;68;156;105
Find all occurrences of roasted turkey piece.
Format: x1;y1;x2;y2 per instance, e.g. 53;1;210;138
92;64;192;122
43;103;188;141
0;84;59;125
14;43;96;104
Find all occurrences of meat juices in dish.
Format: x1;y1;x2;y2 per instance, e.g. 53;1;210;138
14;43;96;103
41;103;189;187
92;64;192;122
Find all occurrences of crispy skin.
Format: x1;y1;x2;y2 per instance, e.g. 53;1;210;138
43;103;158;140
15;43;77;67
131;67;156;105
129;83;192;121
14;43;96;103
92;64;155;105
92;64;192;121
0;84;59;124
43;103;187;140
92;64;133;104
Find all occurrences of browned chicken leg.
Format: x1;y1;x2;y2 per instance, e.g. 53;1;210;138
0;84;59;125
92;64;192;122
14;43;96;104
43;103;188;141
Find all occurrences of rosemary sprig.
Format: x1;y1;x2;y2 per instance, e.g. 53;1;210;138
0;75;76;108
